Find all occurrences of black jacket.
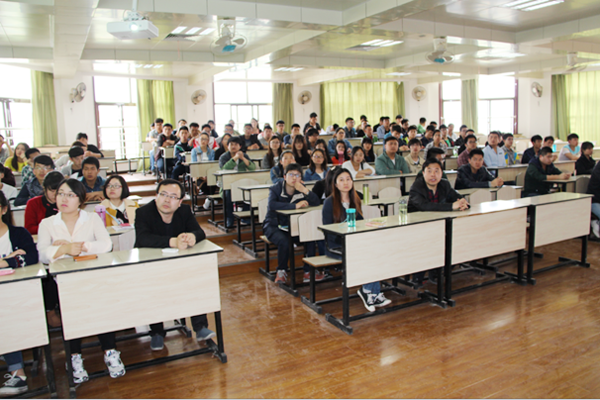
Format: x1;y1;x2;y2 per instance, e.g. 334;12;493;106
455;164;495;190
521;147;538;164
576;155;595;175
408;175;463;213
134;200;206;248
587;161;600;204
263;180;320;230
3;225;38;268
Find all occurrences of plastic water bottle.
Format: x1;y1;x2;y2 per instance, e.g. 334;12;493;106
347;208;356;228
453;147;458;157
362;184;370;205
94;205;107;226
398;198;408;223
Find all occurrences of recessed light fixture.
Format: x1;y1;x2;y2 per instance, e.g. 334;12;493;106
274;67;304;72
442;72;461;77
171;26;187;34
523;0;563;10
186;27;202;35
143;64;154;68
360;39;404;48
386;72;411;76
200;28;216;35
153;64;163;68
503;0;563;11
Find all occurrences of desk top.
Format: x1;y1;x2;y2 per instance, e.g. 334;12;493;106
544;177;577;183
275;204;323;216
49;240;223;276
456;186;523;196
516;192;592;206
0;264;46;285
214;169;270;176
319;212;448;236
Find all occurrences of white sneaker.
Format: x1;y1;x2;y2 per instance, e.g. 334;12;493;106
373;292;392;308
104;350;126;379
591;220;600;238
70;354;89;384
203;198;211;210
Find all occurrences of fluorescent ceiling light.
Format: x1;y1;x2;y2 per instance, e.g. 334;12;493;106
376;40;395;46
274;67;303;72
513;0;555;9
171;26;187;34
503;0;535;7
386;72;411;76
362;39;383;46
523;0;563;10
186;27;202;35
442;72;461;77
143;64;154;68
288;67;303;71
381;41;404;47
135;64;144;68
200;28;216;35
153;64;163;68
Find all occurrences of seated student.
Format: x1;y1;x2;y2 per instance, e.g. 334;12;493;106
261;136;282;170
332;141;351;166
322;168;391;312
258;124;274;148
586;161;600;237
559;133;581;161
76;133;103;158
417;147;448;180
457;134;484;168
385;125;408;148
79;157;105;202
576;141;595;175
543;136;559;162
375;136;410;176
241;123;264;150
37;178;123;383
457;128;474;155
55;141;86;169
60;146;85;178
327;128;352;156
408;158;468;213
4;142;29;172
172;126;194;181
521;135;543;164
314;139;333;164
22;148;40;183
405;125;418;143
291;135;311;166
134;179;215;349
455;148;504;190
404;138;425;174
424;129;448;159
155;123;178;175
342;146;375;179
0;191;40;396
263;163;322;284
483;131;506;168
501;133;517;165
100;176;138;226
440;124;454;147
192;131;216;163
305;128;320;153
214;133;231;161
24;171;62;235
15;155;54;207
0;165;18;202
523;147;571;197
271;150;295;184
304;149;329;182
312;167;337;203
283;123;301;148
421;125;434;147
218;136;256;228
361;136;376;162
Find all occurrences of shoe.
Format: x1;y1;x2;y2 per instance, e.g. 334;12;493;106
0;372;28;396
196;327;216;341
303;271;327;283
591;220;600;238
70;354;89;384
373;293;392;308
428;273;438;285
104;350;126;379
46;309;61;328
203;198;211;210
150;335;164;351
357;288;376;312
275;270;287;283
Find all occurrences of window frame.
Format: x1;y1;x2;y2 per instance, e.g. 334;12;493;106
212;80;273;133
0;97;33;146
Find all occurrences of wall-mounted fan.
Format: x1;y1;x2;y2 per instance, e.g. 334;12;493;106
426;37;454;65
191;89;207;105
298;90;312;104
210;18;247;54
70;83;86;103
412;86;427;101
531;82;543;98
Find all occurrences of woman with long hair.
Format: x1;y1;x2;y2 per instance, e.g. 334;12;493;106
4;142;29;172
361;136;376;162
342;146;375;179
291;135;311;166
314;139;332;164
250;118;262;135
304;148;329;182
214;133;231;161
262;136;282;170
331;141;350;166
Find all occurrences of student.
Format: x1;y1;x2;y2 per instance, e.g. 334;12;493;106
559;133;581;161
454;125;468;149
501;133;517;165
258;124;274;147
424;129;448;159
448;123;455;140
274;120;288;140
60;146;85;178
417;147;448;180
100;176;138;226
283;124;302;148
0;134;13;165
303;112;321;134
311;167;338;203
262;136;282;170
374;136;410;176
322;168;391;311
147;118;164;173
304;149;329;181
0;191;40;396
482;131;507;167
75;133;103;158
327;128;352;156
291;135;311;166
401;119;410;135
22;147;40;183
332;141;350;166
171;126;193;181
15;155;55;207
417;117;427;134
387;125;408;150
586;161;600;237
409;158;468;212
0;165;18;202
134;179;215;349
78;157;105;202
271;150;295;184
242;123;264;150
189;122;200;144
314;139;332;164
250;118;262;135
404;138;425;174
457;134;483;168
523;147;571;197
191;132;215;163
4;142;29;172
343;117;356;138
361;136;376;162
421;125;434;147
521;135;543;164
208;119;219;138
214;133;231;161
24;171;61;235
575;141;595;175
263;163;322;284
37;179;122;383
543;136;555;149
55;141;85;169
306;128;319;152
405;125;418;143
155;123;178;175
440;125;454;147
342;146;375;179
360;124;376;142
375;116;391;140
455;149;504;190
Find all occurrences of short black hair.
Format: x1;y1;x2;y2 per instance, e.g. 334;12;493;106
43;171;64;191
408;138;421;147
468;148;484;159
465;134;477;142
202;124;211;131
25;148;40;159
103;175;130;200
466;129;475;134
284;162;303;176
488;131;501;138
582;141;594;151
179;126;189;132
544;136;554;143
291;123;300;129
382;116;390;120
428;147;445;157
157;179;185;199
391;125;403;133
408;125;417;132
71;141;85;147
190;122;200;128
164;123;173;129
396;114;403;120
276;120;285;125
384;136;398;144
502;133;513;140
68;146;85;158
264;124;272;131
307;128;319;137
539;146;553;157
420;117;426;123
76;133;88;140
430;121;438;125
33;155;54;168
402;119;409;124
440;124;447;129
178;119;187;123
360;115;367;121
228;136;244;147
244;123;252;128
82;156;100;169
309;112;317;118
155;118;164;123
531;135;543;143
225;124;233;128
460;125;467;131
59;178;87;207
567;133;579;141
208;120;215;124
426;125;434;132
345;117;354;122
423;158;443;170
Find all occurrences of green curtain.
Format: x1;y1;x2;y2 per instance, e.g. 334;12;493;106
552;74;571;141
31;70;58;146
136;79;175;143
320;82;401;128
397;82;405;117
272;83;293;127
461;79;478;131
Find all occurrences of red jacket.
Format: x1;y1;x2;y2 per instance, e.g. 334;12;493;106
24;196;57;235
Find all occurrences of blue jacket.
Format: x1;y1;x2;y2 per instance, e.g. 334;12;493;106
304;167;329;182
191;147;215;162
14;178;44;206
263;180;320;230
79;176;106;193
270;165;284;184
327;138;352;155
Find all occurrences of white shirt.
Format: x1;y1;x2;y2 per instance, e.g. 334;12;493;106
1;183;18;201
55;154;70;169
0;230;12;259
483;145;507;168
341;160;376;179
37;210;112;264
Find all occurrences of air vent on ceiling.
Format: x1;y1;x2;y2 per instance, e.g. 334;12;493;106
163;33;199;42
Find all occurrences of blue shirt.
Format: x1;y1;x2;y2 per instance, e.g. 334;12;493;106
483;145;507;168
327;138;352;155
79;176;106;193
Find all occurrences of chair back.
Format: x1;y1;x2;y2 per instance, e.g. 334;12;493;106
468;189;492;206
378;186;401;199
258;198;269;224
496;186;518;201
298;210;325;243
515;172;525;187
576;176;590;194
362;205;381;219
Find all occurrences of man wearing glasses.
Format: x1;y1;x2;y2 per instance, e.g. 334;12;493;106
134;179;214;351
14;155;55;206
262;163;320;284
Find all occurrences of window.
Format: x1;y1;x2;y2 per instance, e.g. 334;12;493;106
441;79;462;129
478;75;517;135
93;77;138;159
0;65;33;146
213;81;273;134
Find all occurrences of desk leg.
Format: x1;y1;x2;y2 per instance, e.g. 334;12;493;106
325;245;354;335
526;205;537;285
63;340;77;399
43;343;57;398
444;219;456;306
209;311;227;363
557;235;591;268
250;207;257;254
277;225;299;297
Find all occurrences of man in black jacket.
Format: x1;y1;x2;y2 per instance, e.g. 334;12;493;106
455;148;504;190
576;141;595;175
134;179;214;351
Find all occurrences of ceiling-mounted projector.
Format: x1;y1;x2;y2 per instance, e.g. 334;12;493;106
107;0;158;40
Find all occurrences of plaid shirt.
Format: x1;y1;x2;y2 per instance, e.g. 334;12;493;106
427;189;439;203
21;165;34;183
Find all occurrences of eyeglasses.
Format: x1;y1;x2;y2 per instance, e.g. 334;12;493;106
312;155;323;159
57;192;78;199
106;184;122;189
158;192;181;201
287;173;302;179
34;166;53;171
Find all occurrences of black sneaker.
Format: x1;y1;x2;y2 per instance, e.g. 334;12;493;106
373;293;392;308
0;373;28;396
357;288;376;312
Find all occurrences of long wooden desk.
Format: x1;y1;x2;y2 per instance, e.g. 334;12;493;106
488;160;575;182
544;176;577;193
49;241;226;397
0;264;56;397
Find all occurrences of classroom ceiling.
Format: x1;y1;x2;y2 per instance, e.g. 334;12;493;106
2;0;600;84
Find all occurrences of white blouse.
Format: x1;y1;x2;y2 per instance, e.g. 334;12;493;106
341;160;376;180
37;210;112;264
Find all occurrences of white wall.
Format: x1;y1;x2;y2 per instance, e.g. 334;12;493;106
517;76;551;138
403;79;440;125
54;74;97;146
293;83;320;126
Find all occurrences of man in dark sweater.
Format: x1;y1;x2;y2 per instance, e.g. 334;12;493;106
134;179;213;351
171;126;193;180
521;135;543;164
575;141;595;175
455;148;504;190
523;147;571;197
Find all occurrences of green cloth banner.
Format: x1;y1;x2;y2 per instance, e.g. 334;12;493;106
31;70;58;146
